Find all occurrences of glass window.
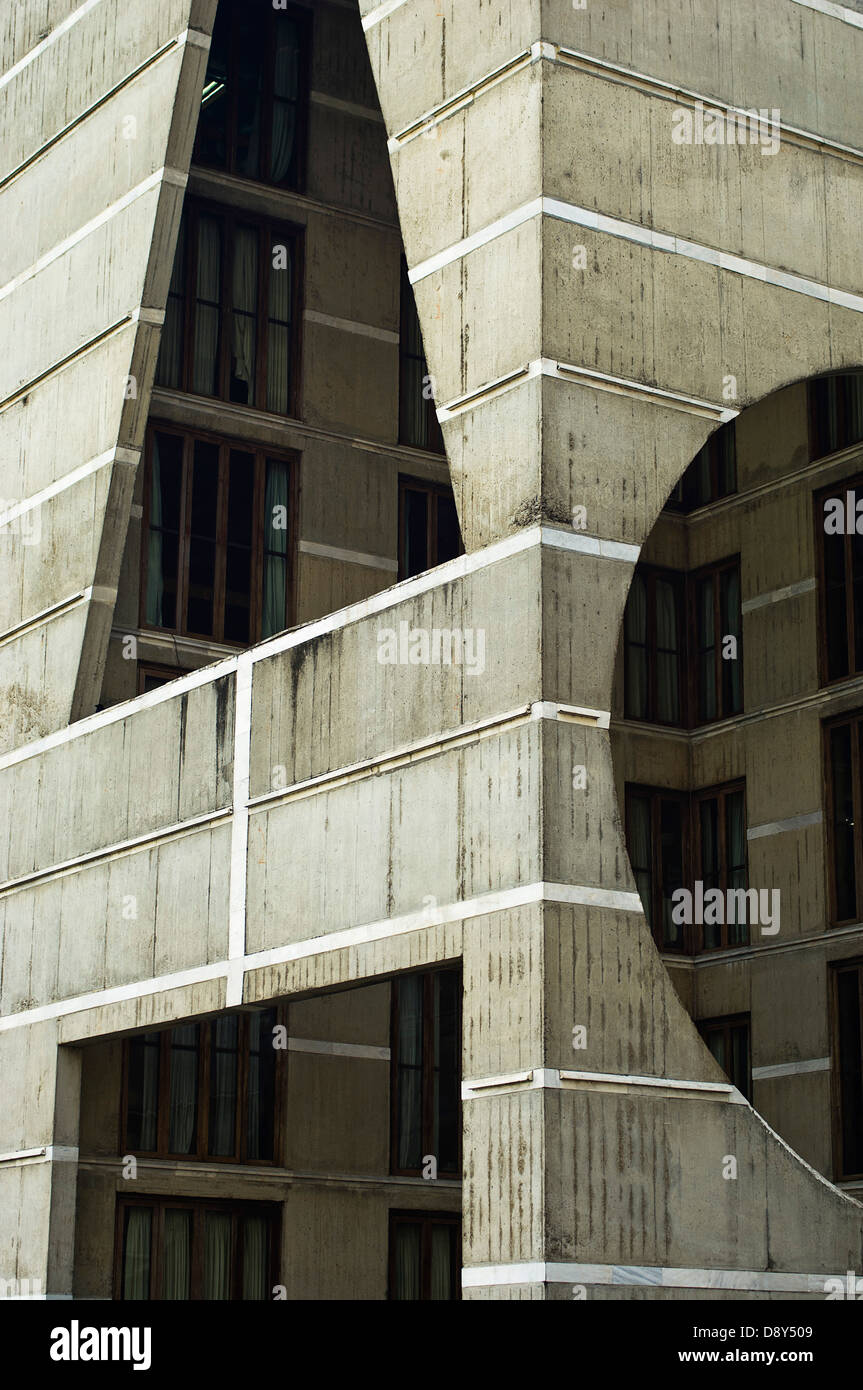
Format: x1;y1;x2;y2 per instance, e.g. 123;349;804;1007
692;558;743;724
825;712;863;926
665;422;737;512
810;373;863;459
398;476;463;580
389;1212;461;1300
399;259;445;453
117;1199;278;1300
835;964;863;1179
697;1016;751;1100
623;567;685;725
392;970;461;1176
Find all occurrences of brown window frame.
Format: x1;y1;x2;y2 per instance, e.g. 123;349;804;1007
625;781;748;955
697;1013;752;1101
399;259;445;454
824;709;863;928
390;968;462;1179
831;959;863;1181
114;1195;280;1301
387;1210;462;1301
623;564;688;726
665;422;738;513
137;664;179;696
688;555;744;726
120;1007;286;1166
156;200;304;418
192;0;311;193
398;474;464;581
815;471;863;688
140;422;299;647
809;373;863;461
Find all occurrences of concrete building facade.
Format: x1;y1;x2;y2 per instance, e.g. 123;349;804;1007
3;0;863;1301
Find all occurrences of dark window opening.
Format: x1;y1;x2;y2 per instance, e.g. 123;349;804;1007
388;1211;461;1300
810;373;863;460
399;259;444;454
816;471;863;686
666;422;738;512
116;1197;279;1300
697;1015;752;1101
832;962;863;1180
398;476;463;580
825;711;863;927
391;969;461;1177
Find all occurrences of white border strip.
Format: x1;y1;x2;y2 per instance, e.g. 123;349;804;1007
462;1067;735;1099
742;577;817;613
361;0;410;30
752;1057;831;1081
747;810;823;841
227;653;253;1007
299;539;399;572
303;309;398;343
0;0;105;91
287;1038;390;1061
0;447;138;530
461;1260;849;1292
789;0;863;26
411;194;863;316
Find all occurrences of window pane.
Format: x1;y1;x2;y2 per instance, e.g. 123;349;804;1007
186;442;220;636
659;799;684;950
433;972;460;1173
624;574;648;719
272;19;300;184
396;976;423;1169
430;1225;457;1300
696;577;716;722
122;1207;152;1300
224;453;254;644
162;1210;192;1300
203;1212;233;1300
838;970;863;1176
700;799;720;949
146;432;183;628
655;577;681;724
403;489;428;578
730;1025;750;1099
628;794;652;928
235;10;263;179
247;1009;277;1162
831;724;857;921
193;215;222;396
196;6;229;168
706;1030;727;1073
823;522;849;682
168;1025;199;1154
436;493;462;566
392;1224;422;1300
231;226;258;405
209;1015;239;1157
720;567;742;714
126;1033;160;1151
267;242;293;414
242;1215;268;1301
262;460;289;639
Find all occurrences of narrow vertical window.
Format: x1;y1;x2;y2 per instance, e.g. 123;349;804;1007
826;714;863;925
623;567;685;725
145;432;183;630
121;1206;152;1300
398;476;463;580
698;1016;751;1101
399;260;444;453
389;1213;461;1300
125;1033;161;1152
262;459;290;639
696;785;748;951
392;970;461;1176
168;1025;200;1156
834;964;863;1179
692;558;743;724
209;1015;240;1157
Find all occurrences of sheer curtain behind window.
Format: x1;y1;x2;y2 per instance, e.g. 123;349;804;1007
168;1026;199;1154
242;1216;268;1300
163;1210;191;1299
203;1213;232;1300
271;19;300;183
393;1225;421;1299
123;1208;152;1300
232;226;258;404
624;575;648;717
193;215;222;396
397;976;423;1168
655;578;680;723
262;461;289;638
430;1226;454;1300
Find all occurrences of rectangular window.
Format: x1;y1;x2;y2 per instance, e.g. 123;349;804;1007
398;476;464;580
388;1212;461;1300
116;1198;279;1300
154;202;302;417
142;425;296;645
623;567;686;725
825;711;863;926
833;962;863;1180
815;472;863;685
697;1015;751;1101
122;1008;283;1163
626;782;747;954
691;558;743;724
399;260;445;454
666;422;738;512
391;970;461;1177
194;0;309;191
810;373;863;460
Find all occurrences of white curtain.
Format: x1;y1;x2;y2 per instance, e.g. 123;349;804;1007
193;215;221;396
262;461;289;638
393;1225;421;1300
624;574;648;718
209;1016;238;1156
162;1210;191;1300
232;226;258;404
168;1026;198;1154
655;578;679;723
203;1213;232;1300
123;1208;151;1300
267;245;292;415
430;1227;454;1300
242;1216;267;1300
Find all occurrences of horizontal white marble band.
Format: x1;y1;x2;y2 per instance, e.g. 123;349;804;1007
747;810;823;841
541;525;641;564
0;0;104;91
530;701;611;729
287;1038;390;1061
0;447;139;530
751;1058;831;1081
411;193;863;316
227;653;253;1008
0;1144;78;1166
462;1067;736;1099
0;169;171;304
299;539;399;572
790;0;863;26
0;589;91;650
462;1260;849;1292
361;0;410;30
741;578;818;613
303;309;398;343
437;355;737;425
0;881;644;1032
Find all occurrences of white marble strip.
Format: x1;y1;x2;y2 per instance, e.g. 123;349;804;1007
227;653;253;1007
0;446;138;530
411;194;863;317
462;1067;736;1099
751;1058;831;1081
299;539;399;572
741;578;818;613
361;0;410;30
0;0;105;90
303;308;398;343
0;169;180;304
0;880;644;1031
287;1038;390;1061
0;1145;78;1165
747;810;823;841
789;0;863;27
462;1260;846;1292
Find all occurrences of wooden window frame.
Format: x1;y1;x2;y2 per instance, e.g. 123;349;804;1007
398;260;445;455
140;422;299;647
696;1013;752;1101
136;664;179;696
809;373;863;462
192;0;311;193
830;959;863;1181
623;564;687;726
625;781;748;955
823;709;863;928
157;200;304;417
665;423;738;513
387;1210;462;1301
114;1195;280;1301
688;555;744;727
814;470;863;688
120;1006;286;1166
397;475;464;581
390;968;462;1179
